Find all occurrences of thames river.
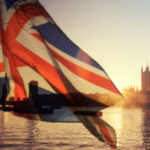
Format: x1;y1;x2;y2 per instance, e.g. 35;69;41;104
0;105;149;150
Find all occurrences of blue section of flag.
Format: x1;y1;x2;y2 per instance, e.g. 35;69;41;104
0;77;5;86
5;0;18;11
34;22;104;71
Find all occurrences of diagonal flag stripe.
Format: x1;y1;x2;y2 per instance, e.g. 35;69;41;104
0;62;4;72
12;55;27;67
91;116;116;149
2;3;50;52
11;41;73;101
35;22;104;71
2;42;26;100
31;33;109;79
49;48;121;95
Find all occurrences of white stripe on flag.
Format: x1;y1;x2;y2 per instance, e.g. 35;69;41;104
16;28;58;68
0;46;3;63
17;66;56;96
45;41;109;80
57;61;111;94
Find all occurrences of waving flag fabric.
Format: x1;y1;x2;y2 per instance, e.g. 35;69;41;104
0;0;123;149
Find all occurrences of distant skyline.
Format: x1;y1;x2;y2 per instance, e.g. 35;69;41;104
39;0;150;91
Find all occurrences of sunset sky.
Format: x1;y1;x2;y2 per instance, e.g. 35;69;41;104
39;0;150;91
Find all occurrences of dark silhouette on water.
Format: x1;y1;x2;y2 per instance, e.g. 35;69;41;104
0;81;104;117
0;84;7;107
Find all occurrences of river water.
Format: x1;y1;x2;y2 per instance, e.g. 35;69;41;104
0;105;149;150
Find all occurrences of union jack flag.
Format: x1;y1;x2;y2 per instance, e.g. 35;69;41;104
0;0;123;149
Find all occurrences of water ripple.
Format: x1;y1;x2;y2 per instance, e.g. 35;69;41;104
0;107;149;149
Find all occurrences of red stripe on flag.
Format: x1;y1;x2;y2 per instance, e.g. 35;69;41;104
31;33;120;95
49;48;121;95
11;41;73;102
91;116;116;149
2;4;73;102
2;43;26;100
1;3;51;100
0;62;5;72
2;3;50;54
12;55;27;67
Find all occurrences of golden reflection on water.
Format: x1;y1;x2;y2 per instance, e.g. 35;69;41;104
0;106;146;150
101;107;143;148
3;112;9;125
101;107;123;146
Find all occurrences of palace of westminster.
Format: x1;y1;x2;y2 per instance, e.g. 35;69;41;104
122;65;150;101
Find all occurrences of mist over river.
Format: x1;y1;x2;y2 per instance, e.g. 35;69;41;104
0;105;149;150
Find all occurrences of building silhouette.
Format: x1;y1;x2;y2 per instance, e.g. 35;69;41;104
122;65;150;106
141;66;150;92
